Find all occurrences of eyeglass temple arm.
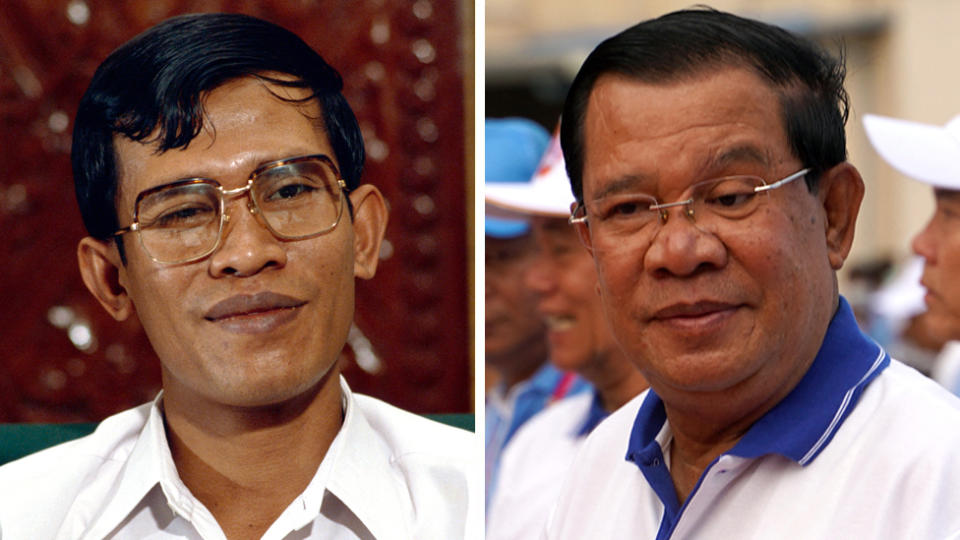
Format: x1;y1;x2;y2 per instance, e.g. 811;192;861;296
755;168;810;193
111;222;140;237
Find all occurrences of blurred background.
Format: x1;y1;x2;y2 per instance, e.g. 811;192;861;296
486;0;960;375
0;0;474;422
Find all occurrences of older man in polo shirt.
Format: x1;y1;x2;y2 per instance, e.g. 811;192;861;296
543;8;960;539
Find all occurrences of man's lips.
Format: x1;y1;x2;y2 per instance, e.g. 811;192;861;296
204;292;307;321
543;314;576;331
652;301;739;321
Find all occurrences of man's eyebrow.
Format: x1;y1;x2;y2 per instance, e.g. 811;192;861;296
934;188;960;201
589;173;652;201
146;150;321;186
702;145;770;173
588;145;770;201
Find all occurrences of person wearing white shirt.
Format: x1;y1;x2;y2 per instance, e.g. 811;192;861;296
483;118;589;511
865;113;960;395
485;132;648;540
0;13;474;539
543;8;960;539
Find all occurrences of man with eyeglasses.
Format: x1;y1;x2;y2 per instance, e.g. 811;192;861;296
543;8;960;539
0;13;473;539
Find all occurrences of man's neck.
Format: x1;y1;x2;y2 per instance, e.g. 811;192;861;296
658;351;816;503
161;369;343;539
488;335;550;390
584;352;649;412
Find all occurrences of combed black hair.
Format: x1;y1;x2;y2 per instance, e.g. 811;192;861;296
72;12;364;241
560;8;848;202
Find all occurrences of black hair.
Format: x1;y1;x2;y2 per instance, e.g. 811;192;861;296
72;12;364;245
560;7;849;202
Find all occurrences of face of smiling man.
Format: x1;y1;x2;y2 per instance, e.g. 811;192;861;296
578;67;862;421
77;76;387;410
523;217;620;380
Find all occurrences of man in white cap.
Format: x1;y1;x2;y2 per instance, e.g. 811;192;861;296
486;131;648;540
864;113;960;391
484;118;589;510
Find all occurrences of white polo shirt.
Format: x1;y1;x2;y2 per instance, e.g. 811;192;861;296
0;377;476;540
487;390;610;540
544;298;960;539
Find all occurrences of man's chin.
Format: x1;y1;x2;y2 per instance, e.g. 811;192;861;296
925;313;960;346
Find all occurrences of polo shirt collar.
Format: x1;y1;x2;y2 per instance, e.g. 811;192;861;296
627;296;889;469
576;390;609;437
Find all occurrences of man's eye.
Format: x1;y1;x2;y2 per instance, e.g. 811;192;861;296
705;191;756;208
605;199;650;218
151;205;215;228
268;183;316;201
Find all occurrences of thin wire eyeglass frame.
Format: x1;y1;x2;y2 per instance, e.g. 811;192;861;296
568;167;810;227
111;154;349;265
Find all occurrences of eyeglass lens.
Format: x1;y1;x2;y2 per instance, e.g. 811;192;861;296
135;159;343;263
585;175;771;240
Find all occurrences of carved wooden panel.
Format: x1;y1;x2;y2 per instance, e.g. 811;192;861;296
0;0;470;421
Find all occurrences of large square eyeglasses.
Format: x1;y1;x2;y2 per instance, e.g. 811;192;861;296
112;154;349;265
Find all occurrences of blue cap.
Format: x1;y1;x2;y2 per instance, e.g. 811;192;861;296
485;117;550;238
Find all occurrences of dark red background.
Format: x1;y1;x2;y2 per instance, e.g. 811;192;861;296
0;1;471;421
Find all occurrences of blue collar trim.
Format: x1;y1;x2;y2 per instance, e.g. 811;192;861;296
624;297;888;537
729;297;888;463
528;363;574;393
576;390;610;437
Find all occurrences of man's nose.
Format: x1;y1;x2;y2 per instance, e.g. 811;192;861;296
911;216;938;265
643;206;727;277
208;197;287;277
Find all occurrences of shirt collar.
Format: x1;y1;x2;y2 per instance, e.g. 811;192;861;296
488;362;571;414
79;392;176;539
81;377;408;539
576;390;609;437
322;381;413;540
627;296;889;467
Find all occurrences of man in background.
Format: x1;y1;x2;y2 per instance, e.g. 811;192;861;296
545;9;960;538
865;113;960;392
486;130;648;540
484;118;587;509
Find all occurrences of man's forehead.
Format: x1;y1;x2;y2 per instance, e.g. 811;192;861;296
532;216;577;237
935;188;960;201
112;77;331;192
580;69;788;198
486;234;534;255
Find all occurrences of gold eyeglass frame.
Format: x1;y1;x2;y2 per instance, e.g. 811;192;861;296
112;154;349;265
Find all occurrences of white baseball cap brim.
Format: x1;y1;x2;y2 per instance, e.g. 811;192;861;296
485;130;576;219
863;113;960;190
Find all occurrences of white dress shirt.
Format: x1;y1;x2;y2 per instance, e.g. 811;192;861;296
0;377;476;540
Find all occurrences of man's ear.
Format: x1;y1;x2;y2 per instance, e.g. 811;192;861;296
349;184;389;280
77;237;133;321
818;162;865;270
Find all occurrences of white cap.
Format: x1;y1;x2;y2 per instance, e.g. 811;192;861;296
485;130;576;219
863;113;960;190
